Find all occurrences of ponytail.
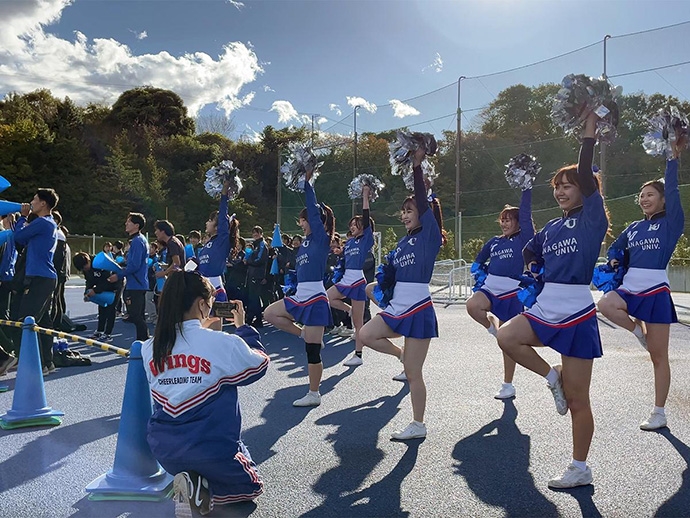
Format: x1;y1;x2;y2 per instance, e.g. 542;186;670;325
298;204;336;240
152;271;214;371
430;195;447;246
230;217;240;255
322;203;336;240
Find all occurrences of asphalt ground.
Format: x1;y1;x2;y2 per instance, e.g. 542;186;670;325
1;284;689;518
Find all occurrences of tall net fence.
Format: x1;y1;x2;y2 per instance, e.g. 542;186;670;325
276;22;690;263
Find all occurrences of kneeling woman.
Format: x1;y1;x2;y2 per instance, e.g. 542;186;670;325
142;271;269;515
497;112;608;489
264;166;335;407
360;147;444;441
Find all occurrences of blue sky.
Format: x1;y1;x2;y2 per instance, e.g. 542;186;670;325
2;0;690;142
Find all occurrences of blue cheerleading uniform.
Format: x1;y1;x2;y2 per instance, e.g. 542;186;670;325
336;209;374;301
522;138;608;359
379;165;443;339
198;194;232;302
475;189;534;322
284;181;332;326
142;322;270;504
610;159;684;323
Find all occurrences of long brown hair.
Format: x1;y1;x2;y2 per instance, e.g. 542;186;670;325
401;196;447;245
551;164;611;233
152;271;214;372
298;204;336;240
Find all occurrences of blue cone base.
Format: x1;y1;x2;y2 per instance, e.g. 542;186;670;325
0;415;62;430
85;470;174;500
0;385;8;393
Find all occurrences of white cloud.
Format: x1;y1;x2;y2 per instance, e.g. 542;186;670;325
226;0;245;10
389;99;420;118
0;0;262;117
268;100;313;125
263;85;274;92
423;52;443;73
128;29;148;40
317;116;328;125
346;96;377;113
329;103;341;116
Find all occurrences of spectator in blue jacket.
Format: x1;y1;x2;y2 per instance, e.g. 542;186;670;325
13;188;60;373
109;213;150;341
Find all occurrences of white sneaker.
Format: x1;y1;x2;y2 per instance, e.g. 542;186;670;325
547;365;568;416
494;383;516;400
293;391;321;407
640;411;667;431
392;370;407;382
547;463;593;489
391;421;427;441
338;327;355;337
329;325;345;335
343;354;363;367
173;470;213;517
633;330;648;351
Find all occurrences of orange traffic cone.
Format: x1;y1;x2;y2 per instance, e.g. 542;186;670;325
0;317;63;429
85;341;173;500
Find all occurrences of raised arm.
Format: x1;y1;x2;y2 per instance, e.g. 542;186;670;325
664;157;684;231
217;181;230;238
304;176;327;241
411;148;428;216
577;112;598;198
518;189;534;239
362;185;371;229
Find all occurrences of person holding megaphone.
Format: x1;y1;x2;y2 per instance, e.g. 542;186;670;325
73;252;122;342
12;188;60;373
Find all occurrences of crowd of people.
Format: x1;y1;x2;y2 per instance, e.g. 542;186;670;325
0;108;685;515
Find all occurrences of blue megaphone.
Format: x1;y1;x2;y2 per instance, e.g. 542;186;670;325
270;256;279;275
154;263;165;292
271;224;282;247
87;291;116;307
115;255;125;264
0;201;21;216
244;246;252;261
0;229;12;247
185;243;194;260
92;251;122;273
0;176;10;195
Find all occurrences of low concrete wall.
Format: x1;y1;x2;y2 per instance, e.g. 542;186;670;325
668;266;690;293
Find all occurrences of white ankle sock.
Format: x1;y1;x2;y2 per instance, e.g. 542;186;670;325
572;459;587;471
545;368;559;386
487;323;497;337
309;390;320;396
654;406;666;416
632;324;644;338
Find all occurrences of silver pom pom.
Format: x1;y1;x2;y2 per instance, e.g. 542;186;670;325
505;153;542;191
348;174;385;201
389;130;438;177
280;144;323;192
551;74;620;144
642;106;690;159
204;160;243;199
400;160;437;193
389;130;438;192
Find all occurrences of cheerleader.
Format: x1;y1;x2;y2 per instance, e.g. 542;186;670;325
142;271;269;515
597;138;685;431
328;184;375;367
359;148;444;441
264;166;335;407
497;112;608;488
197;179;239;328
466;188;534;399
